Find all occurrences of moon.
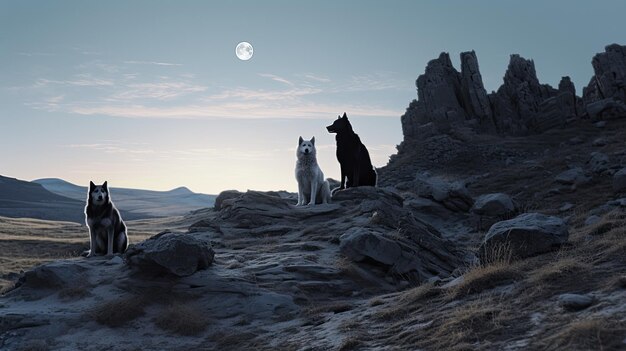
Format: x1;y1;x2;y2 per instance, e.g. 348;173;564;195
236;42;253;61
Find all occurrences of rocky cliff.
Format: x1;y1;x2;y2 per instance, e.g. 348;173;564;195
402;44;626;141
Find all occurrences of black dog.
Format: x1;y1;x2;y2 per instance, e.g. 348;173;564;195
84;181;128;256
326;112;377;193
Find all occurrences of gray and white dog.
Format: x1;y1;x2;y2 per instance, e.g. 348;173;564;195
84;181;128;257
295;136;331;206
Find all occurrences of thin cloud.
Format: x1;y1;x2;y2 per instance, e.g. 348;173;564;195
34;74;114;87
17;52;55;57
66;142;155;154
300;73;331;83
111;82;207;101
67;101;400;119
258;73;294;85
206;87;322;101
124;60;183;66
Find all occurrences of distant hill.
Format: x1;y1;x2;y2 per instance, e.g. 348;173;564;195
33;178;216;218
0;175;87;223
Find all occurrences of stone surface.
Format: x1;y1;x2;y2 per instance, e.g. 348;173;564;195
125;232;215;276
412;173;474;212
480;213;569;260
588;152;610;174
584;215;601;226
400;45;626;143
213;189;243;211
592;137;608;147
471;193;515;216
559;203;574;212
583;44;626;106
555;167;589;185
614;168;626;193
558;293;594;311
402;51;579;137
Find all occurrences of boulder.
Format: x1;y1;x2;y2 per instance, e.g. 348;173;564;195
559;203;574;212
479;213;569;260
555;167;589;185
339;217;463;282
125;232;215;277
614;168;626;193
471;193;515;216
340;229;404;269
585;98;626;120
214;190;243;211
592;137;608;147
588;152;610;174
584;215;601;226
558;293;594;311
413;173;474;212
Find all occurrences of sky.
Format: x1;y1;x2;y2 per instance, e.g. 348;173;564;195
1;1;625;194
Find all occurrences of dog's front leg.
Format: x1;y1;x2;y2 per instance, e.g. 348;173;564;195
340;166;347;189
86;226;96;257
106;226;114;256
297;182;305;206
308;181;317;205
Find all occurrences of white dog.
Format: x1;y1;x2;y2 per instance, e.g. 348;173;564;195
295;136;331;206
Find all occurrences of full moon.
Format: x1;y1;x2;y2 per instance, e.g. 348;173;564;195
235;42;253;61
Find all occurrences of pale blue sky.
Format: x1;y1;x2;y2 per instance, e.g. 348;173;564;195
1;1;625;194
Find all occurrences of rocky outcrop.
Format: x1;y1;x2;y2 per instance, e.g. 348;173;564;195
402;44;626;142
410;172;474;212
401;51;585;139
213;189;243;211
471;193;515;217
583;44;626;113
125;232;215;276
479;213;569;260
614;168;626;193
460;51;494;132
588;152;610;174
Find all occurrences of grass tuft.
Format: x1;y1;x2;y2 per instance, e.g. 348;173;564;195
154;302;209;335
448;261;522;299
90;295;146;327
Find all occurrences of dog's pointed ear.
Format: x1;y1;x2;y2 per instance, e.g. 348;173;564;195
298;136;303;145
89;181;95;189
102;181;108;190
337;114;341;119
342;112;347;119
311;136;315;145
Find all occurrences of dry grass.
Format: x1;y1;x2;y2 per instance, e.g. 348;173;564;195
479;241;514;265
448;261;523;299
210;331;260;349
543;318;626;350
154;302;209;335
304;301;354;316
609;275;626;290
90;295;146;327
368;297;384;306
528;257;591;285
384;298;512;350
374;283;440;321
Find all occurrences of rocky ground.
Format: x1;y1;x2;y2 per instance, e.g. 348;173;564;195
2;44;626;350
